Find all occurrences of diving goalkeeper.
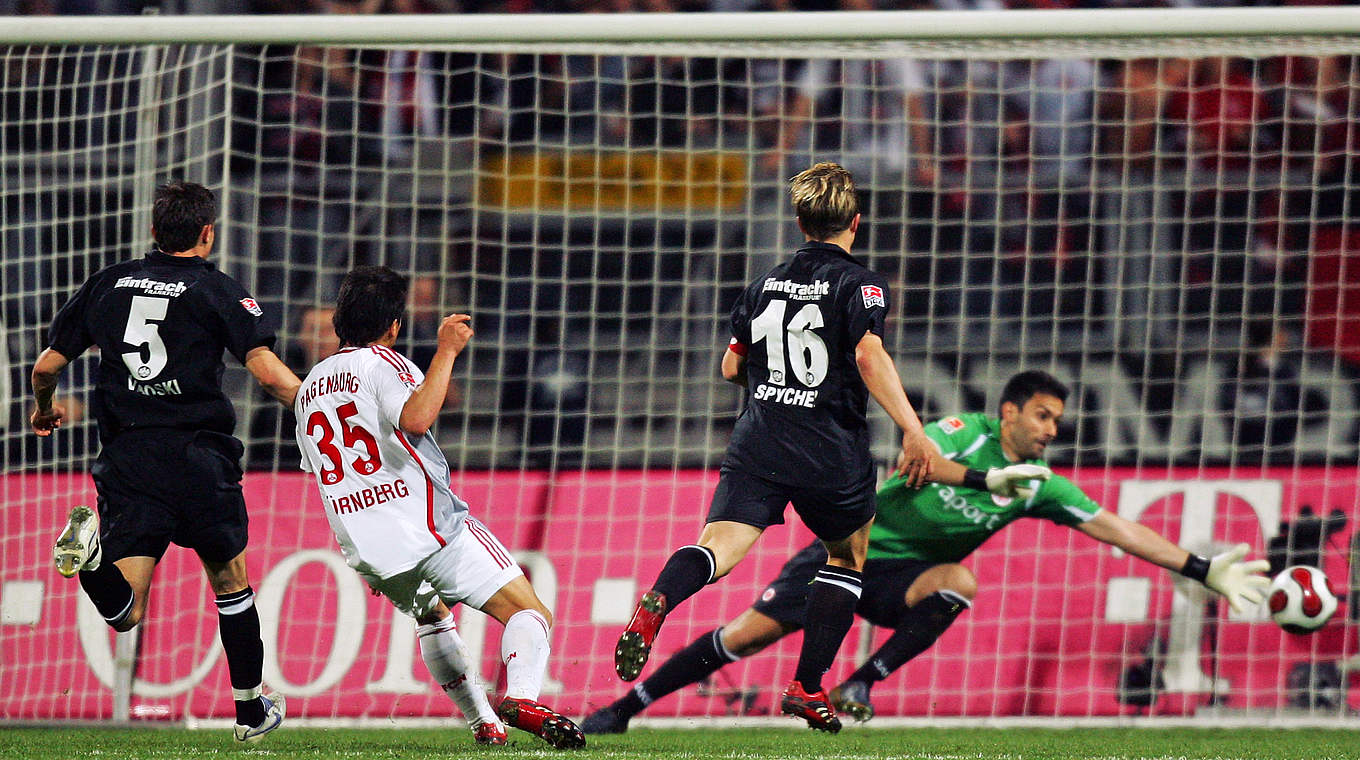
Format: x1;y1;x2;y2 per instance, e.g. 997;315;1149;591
582;370;1271;732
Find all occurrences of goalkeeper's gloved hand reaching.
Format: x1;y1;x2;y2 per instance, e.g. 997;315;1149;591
983;464;1051;499
1202;543;1272;614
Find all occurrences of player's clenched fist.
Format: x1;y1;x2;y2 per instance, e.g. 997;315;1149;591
438;314;474;355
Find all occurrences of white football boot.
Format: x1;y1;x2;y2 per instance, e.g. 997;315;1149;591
233;692;286;744
53;505;101;578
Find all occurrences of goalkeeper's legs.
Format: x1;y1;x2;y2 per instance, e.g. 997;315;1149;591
416;605;504;745
616;521;762;681
833;564;974;722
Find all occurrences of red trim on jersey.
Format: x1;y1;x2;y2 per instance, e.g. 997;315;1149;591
466;517;513;569
372;344;412;372
395;430;446;547
727;338;747;357
369;345;408;375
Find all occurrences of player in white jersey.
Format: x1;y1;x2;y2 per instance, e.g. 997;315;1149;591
294;266;585;749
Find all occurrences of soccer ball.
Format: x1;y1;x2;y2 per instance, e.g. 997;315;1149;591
1267;565;1338;635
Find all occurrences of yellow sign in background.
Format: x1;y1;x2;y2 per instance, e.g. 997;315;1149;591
479;149;748;212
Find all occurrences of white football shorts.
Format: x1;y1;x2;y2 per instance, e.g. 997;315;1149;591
363;516;523;618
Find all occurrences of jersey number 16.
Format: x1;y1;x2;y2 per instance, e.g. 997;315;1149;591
750;299;828;388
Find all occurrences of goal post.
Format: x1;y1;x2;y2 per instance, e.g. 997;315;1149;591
3;8;1360;727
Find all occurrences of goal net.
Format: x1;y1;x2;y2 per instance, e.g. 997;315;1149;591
3;7;1359;726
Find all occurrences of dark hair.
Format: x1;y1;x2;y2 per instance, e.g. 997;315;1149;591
999;370;1069;415
152;182;217;253
334;266;408;347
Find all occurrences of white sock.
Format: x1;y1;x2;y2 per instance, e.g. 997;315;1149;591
500;609;551;701
417;616;500;728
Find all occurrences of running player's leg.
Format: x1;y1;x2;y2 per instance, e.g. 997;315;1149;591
186;432;281;743
411;600;504;745
585;608;793;734
781;483;876;733
430;516;583;749
72;437;175;631
201;552;282;742
832;562;974;721
616;469;783;681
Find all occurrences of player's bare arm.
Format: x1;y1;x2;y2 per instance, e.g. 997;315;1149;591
399;313;472;436
853;331;932;486
30;347;71;436
720;347;747;388
245;346;302;407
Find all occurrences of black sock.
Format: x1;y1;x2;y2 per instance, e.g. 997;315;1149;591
78;562;135;627
615;628;737;719
849;591;968;687
216;587;266;727
792;565;862;693
650;545;717;611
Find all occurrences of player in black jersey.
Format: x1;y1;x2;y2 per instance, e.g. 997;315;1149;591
614;163;938;733
30;182;300;743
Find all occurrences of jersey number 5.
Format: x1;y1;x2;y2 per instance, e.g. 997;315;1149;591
306;401;383;485
121;295;169;381
750;299;828;387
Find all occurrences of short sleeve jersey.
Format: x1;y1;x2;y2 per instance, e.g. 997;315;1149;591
294;344;468;579
868;413;1102;563
45;250;275;442
723;241;890;488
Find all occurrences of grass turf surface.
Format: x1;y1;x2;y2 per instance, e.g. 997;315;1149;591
1;726;1358;760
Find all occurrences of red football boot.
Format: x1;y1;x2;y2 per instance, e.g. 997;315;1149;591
472;721;507;746
780;680;842;733
497;697;586;749
614;590;667;681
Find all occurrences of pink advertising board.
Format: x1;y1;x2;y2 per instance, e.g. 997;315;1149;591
2;467;1355;720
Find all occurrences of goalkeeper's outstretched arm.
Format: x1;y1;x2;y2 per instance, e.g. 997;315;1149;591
1076;510;1271;613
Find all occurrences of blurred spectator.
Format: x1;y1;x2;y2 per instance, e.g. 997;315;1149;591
247;305;339;469
243;45;377;303
1098;57;1191;173
1219;319;1326;464
1167;56;1268;174
763;0;935;262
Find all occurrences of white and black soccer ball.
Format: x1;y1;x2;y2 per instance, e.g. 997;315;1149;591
1267;565;1338;635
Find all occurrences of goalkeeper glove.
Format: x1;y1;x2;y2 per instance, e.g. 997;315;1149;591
965;464;1052;499
1183;543;1271;614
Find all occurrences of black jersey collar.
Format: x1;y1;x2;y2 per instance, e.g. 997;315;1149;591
146;249;213;268
795;240;864;267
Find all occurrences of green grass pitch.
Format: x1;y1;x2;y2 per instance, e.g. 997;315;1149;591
2;726;1358;760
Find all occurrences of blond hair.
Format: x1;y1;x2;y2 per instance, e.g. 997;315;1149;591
788;162;859;241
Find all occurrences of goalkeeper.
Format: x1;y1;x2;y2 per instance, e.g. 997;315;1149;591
582;370;1271;732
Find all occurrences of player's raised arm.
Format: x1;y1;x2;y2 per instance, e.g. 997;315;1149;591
30;347;71;436
1076;509;1271;613
245;346;301;407
399;313;472;436
853;330;933;486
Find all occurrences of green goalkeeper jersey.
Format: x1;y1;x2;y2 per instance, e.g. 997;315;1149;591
868;413;1102;563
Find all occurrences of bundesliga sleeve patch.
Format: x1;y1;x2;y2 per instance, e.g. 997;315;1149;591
861;284;885;308
239;297;263;317
397;371;417;388
937;416;965;434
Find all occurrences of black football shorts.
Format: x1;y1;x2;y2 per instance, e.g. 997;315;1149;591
91;428;249;563
705;466;876;543
750;540;937;629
